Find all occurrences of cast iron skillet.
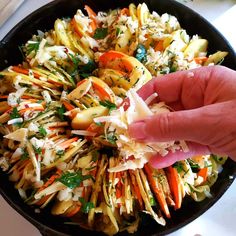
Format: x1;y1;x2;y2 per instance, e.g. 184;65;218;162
0;0;236;235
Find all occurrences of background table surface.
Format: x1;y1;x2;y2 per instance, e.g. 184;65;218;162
0;0;235;236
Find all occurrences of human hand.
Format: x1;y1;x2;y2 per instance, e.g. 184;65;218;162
129;65;236;168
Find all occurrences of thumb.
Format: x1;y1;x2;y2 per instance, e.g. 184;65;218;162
129;103;224;144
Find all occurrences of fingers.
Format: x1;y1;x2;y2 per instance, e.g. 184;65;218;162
129;102;229;143
138;66;218;109
149;142;210;169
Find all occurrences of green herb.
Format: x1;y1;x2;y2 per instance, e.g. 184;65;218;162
173;162;185;173
10;107;21;119
150;197;156;206
188;159;200;173
26;41;40;54
21;149;29;160
0;74;4;78
38;126;47;137
33;146;42;154
79;197;94;213
93;28;108;39
58;170;92;189
78;60;97;78
135;44;147;63
57;106;66;121
99;100;116;113
116;27;121;36
106;132;117;145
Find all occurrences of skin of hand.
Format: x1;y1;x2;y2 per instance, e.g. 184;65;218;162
129;65;236;168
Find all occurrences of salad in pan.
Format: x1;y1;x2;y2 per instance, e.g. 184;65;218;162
0;2;228;235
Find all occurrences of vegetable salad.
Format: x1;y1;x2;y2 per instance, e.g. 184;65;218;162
0;3;228;235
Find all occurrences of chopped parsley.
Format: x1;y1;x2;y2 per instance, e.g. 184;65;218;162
33;146;42;154
10;107;21;119
26;41;40;55
93;27;108;39
21;149;29;160
188;159;200;173
57;106;66;121
78;60;97;78
99;100;116;113
173;162;185;173
79;197;94;213
38;126;47;137
106;132;117;145
58;170;92;189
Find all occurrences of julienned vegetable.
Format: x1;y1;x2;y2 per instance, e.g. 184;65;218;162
0;2;228;235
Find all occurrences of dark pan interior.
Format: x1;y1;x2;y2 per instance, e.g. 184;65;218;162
0;0;236;235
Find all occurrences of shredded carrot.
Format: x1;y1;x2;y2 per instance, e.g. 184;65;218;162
144;164;170;218
19;107;44;115
129;170;144;209
92;82;112;101
71;17;83;38
120;8;129;16
57;137;79;149
194;56;208;64
12;66;41;79
84;5;97;32
65;204;81;217
39;169;62;192
165;166;182;210
198;167;208;183
63;101;75;111
154;40;164;52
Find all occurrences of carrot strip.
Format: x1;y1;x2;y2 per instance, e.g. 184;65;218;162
120;8;129;16
71;17;83;38
19;107;44;115
194;56;208;64
57;137;79;149
12;66;41;79
92;82;112;101
144;164;170;218
65;204;81;217
63;101;75;111
165;166;182;210
38;170;62;192
84;5;97;32
198;167;208;183
154;40;164;52
129;170;144;209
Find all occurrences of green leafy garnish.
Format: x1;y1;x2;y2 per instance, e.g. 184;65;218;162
33;146;42;154
135;44;147;63
78;60;97;78
99;100;116;113
58;170;92;189
188;159;200;173
57;106;66;121
173;162;185;173
26;41;40;55
38;126;47;137
21;149;29;160
116;27;121;36
10;107;21;119
106;132;117;145
79;197;94;213
93;28;108;39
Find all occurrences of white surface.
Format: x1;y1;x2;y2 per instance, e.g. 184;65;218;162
0;1;236;236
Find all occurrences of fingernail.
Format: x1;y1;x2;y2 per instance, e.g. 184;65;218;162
129;121;147;140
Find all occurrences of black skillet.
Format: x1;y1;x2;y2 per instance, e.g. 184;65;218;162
0;0;236;235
